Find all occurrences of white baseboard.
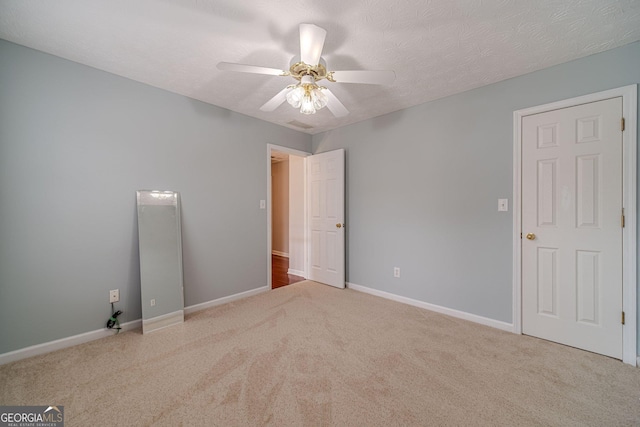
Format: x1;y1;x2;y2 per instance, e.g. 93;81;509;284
0;318;142;366
0;285;271;366
142;310;184;334
636;356;640;367
272;250;289;258
184;285;269;315
287;268;305;277
346;282;513;333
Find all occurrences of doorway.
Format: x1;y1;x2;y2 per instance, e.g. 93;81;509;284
512;85;637;365
267;144;311;289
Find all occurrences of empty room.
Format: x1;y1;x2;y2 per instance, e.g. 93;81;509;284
1;1;640;425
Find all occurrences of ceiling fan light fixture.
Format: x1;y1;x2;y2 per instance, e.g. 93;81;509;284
286;80;328;115
300;90;316;115
286;85;305;108
219;24;394;118
313;88;328;110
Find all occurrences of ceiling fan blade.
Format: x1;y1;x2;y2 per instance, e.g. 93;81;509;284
260;87;293;112
330;70;396;85
299;24;326;66
217;62;286;76
323;89;349;118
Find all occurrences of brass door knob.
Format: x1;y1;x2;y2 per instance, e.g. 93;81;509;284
336;223;344;228
526;233;536;240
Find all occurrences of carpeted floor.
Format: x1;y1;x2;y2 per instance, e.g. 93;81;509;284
1;281;639;426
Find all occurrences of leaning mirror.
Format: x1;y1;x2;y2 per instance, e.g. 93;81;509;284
136;190;184;333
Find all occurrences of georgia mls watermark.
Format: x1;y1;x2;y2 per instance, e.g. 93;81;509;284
0;406;64;427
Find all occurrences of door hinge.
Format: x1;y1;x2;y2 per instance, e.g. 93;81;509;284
621;117;625;132
520;232;522;239
622;311;625;325
622;208;625;228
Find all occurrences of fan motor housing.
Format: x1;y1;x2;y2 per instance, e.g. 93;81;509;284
288;59;335;82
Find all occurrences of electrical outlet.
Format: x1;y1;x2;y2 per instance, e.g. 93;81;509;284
393;267;400;278
109;289;119;303
150;299;156;307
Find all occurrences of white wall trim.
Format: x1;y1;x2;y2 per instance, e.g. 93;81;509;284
272;250;289;258
267;144;310;290
347;282;513;332
513;84;637;366
1;285;271;365
288;268;305;277
184;285;269;314
142;310;184;334
0;318;142;366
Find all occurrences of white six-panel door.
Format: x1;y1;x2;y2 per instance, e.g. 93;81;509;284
307;149;345;288
522;97;623;359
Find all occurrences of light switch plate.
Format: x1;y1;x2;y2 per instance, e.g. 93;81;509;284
260;200;266;209
498;199;508;212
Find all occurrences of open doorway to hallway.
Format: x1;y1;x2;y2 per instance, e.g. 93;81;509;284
271;254;304;288
270;149;306;289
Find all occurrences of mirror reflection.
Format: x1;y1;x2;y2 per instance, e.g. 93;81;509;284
136;190;184;333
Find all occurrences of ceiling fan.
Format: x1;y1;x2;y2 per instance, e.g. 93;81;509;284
217;24;396;118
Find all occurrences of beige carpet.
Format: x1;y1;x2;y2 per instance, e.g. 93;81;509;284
1;281;639;426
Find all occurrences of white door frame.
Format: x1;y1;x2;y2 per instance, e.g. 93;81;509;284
512;84;637;366
267;144;311;289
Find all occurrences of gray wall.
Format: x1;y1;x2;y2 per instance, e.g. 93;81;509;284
313;42;640;342
0;39;311;353
1;36;639;356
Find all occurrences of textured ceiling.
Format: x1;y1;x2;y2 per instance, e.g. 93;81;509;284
1;0;639;134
